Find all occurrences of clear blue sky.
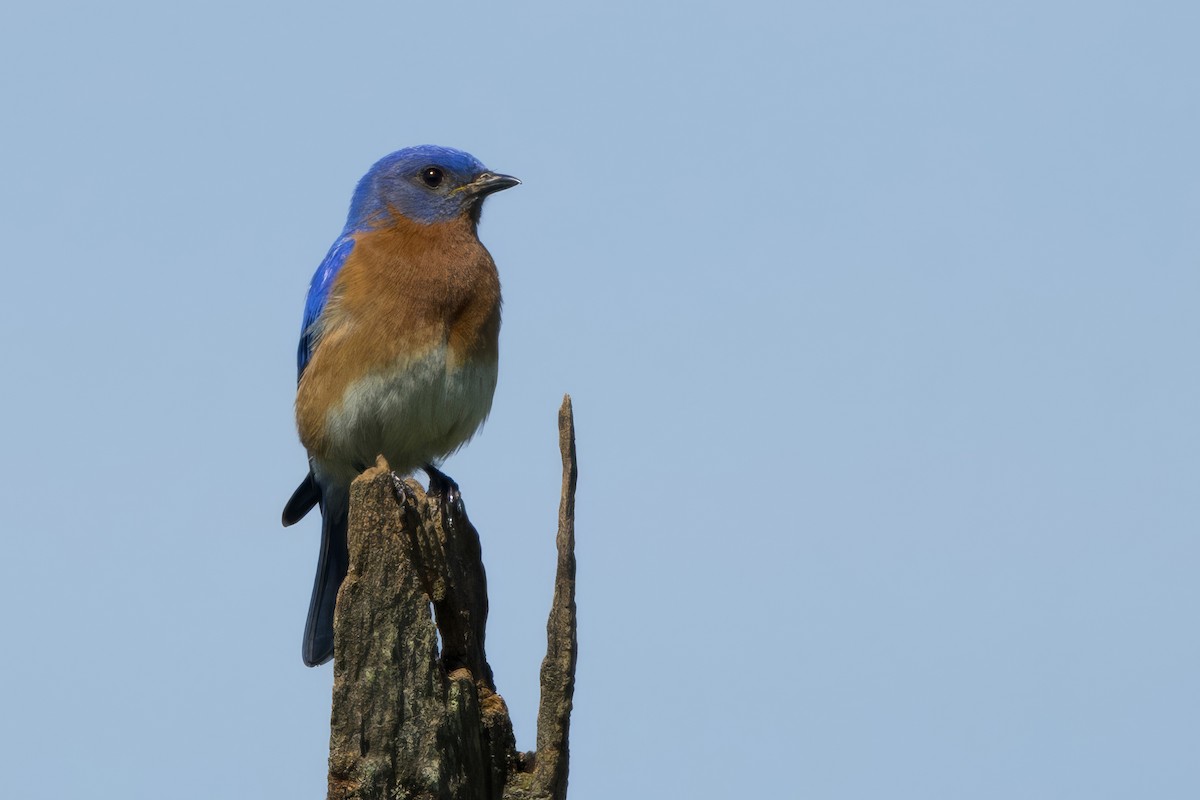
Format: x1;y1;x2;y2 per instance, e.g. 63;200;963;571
3;2;1198;798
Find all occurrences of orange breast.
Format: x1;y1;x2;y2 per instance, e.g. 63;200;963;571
295;215;501;463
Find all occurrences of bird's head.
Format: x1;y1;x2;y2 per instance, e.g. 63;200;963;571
344;145;519;230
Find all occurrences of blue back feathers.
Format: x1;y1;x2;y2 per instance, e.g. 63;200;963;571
297;235;355;377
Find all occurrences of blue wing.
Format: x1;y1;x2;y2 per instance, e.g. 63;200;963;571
297;235;356;381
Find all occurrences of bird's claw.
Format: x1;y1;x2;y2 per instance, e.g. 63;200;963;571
390;471;414;506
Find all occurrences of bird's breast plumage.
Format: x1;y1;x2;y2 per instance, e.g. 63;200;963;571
295;215;501;483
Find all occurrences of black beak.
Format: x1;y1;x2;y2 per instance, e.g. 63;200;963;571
467;172;521;197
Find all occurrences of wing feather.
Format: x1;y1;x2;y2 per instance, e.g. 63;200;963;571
297;236;356;380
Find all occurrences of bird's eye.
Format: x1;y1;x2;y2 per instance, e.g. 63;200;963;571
421;167;444;188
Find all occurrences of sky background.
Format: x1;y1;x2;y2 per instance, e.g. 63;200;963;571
2;1;1198;798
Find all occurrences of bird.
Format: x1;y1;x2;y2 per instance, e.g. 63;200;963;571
281;145;519;667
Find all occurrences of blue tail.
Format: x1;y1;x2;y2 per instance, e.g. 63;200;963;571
284;473;348;667
302;486;348;667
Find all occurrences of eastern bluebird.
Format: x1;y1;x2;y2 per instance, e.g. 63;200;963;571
281;145;519;667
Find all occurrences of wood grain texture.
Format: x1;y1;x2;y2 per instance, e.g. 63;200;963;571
326;397;577;800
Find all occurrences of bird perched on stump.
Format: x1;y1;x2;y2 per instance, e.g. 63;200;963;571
281;145;520;666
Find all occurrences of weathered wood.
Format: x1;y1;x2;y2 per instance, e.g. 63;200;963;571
528;396;578;800
326;397;578;800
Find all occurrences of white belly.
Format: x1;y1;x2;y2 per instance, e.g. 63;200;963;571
317;346;497;484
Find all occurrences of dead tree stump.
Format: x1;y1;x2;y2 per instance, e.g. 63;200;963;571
326;396;578;800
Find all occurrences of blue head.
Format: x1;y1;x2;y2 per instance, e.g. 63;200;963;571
343;145;519;230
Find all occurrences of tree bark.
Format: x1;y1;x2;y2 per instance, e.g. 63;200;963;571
327;396;578;800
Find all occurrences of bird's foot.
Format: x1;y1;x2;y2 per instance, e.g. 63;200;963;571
390;471;415;507
423;463;463;519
